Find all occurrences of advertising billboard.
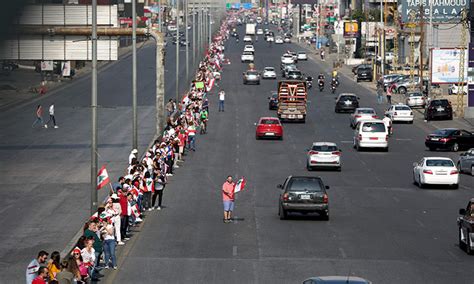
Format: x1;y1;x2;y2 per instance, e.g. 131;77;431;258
343;22;359;37
400;0;469;23
431;48;467;84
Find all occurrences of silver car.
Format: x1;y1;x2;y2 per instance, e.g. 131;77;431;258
306;142;342;171
405;92;426;108
243;70;260;85
458;148;474;175
350;108;378;128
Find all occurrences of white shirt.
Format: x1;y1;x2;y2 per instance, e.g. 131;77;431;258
219;92;225;101
49;105;54;115
383;116;392;127
26;259;40;284
81;247;96;264
128;152;136;165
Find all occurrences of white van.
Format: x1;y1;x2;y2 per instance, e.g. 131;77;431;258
353;119;389;151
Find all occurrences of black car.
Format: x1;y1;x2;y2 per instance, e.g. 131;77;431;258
425;128;474;151
356;67;373;82
352;64;371;75
278;176;330;220
334;93;360;113
424;99;453;121
268;92;278;110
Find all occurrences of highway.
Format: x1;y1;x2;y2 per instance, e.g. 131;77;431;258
107;27;474;283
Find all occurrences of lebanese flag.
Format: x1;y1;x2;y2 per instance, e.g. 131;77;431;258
97;165;110;190
207;78;215;92
234;177;246;193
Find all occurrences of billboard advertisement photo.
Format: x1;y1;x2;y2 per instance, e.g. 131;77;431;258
399;0;469;23
431;48;467;84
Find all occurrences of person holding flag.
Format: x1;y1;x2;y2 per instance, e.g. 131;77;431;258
221;176;246;223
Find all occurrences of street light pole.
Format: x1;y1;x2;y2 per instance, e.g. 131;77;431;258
193;9;196;67
176;0;180;103
132;0;138;150
185;0;189;81
90;0;98;216
380;0;385;76
208;8;212;47
158;0;162;33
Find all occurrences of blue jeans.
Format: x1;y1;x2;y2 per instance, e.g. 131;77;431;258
218;100;224;111
103;239;117;267
377;94;383;104
188;135;196;150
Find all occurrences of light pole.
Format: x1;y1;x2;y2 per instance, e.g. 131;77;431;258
132;0;138;150
175;0;180;103
380;0;385;76
90;0;98;215
193;8;196;67
185;0;189;81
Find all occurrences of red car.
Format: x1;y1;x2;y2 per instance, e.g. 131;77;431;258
255;117;283;140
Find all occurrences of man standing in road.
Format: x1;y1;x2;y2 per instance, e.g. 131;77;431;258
44;103;58;129
32;105;45;128
222;175;235;223
218;90;225;112
26;250;48;284
376;85;384;104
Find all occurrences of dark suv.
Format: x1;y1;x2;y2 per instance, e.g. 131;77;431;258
278;176;330;220
335;93;360;113
424;99;453;121
356;67;373;82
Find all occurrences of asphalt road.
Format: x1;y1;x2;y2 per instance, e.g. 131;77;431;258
107;28;474;283
0;32;198;282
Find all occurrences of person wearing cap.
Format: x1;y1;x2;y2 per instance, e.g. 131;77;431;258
129;149;138;165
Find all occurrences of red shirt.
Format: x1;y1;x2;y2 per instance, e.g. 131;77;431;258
32;276;46;284
222;182;235;201
119;193;128;216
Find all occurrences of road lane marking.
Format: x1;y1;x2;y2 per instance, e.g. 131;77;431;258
447;250;460;261
460;185;471;190
392;196;400;203
236;144;240;149
415;219;425;228
236;158;239;163
233;246;238;256
395;138;412;141
338;247;347;259
340;140;353;143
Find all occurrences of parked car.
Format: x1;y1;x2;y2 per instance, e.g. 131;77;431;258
457;148;474;175
278;176;330;220
424;99;453;121
334;93;360;113
255;117;283;139
262;67;277;79
243;70;260;85
425;128;474;151
384;104;414;123
405;92;427;108
302;276;372;284
413;157;459;188
352;64;371;75
448;84;468;95
306;142;342;171
356;67;373;82
458;199;474;254
353;119;389;151
394;76;421;94
382;74;405;90
268;91;279;110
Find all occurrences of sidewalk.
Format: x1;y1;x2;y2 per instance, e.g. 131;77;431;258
295;41;474;129
0;40;151;111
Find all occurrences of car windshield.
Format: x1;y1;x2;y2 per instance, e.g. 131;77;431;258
357;109;375;114
409;93;423;97
287;178;323;192
358;68;371;73
340;96;356;101
312;145;338;151
426;160;454;167
432;129;456;136
431;100;449;106
288;71;301;75
298;52;306;55
361;122;385;132
395;106;411;110
243;52;253;55
260;119;279;125
247;71;258;75
265;67;274;71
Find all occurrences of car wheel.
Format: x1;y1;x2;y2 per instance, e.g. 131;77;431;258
336;166;341;172
306;163;312;171
413;172;418;185
321;212;329;221
457;162;462;173
356;79;360;82
459;228;466;250
409;120;414;124
279;204;287;220
335;109;339;113
452;184;459;189
449;115;453;120
428;147;435;151
452;143;459;152
471;165;474;176
467;232;473;255
255;135;259;140
384;147;389;152
355;143;361;151
418;175;425;188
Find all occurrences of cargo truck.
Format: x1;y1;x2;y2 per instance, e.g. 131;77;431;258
277;81;307;122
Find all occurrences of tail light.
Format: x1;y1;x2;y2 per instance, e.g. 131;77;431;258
450;170;459;175
309;151;319;155
358;134;362;141
282;193;289;201
393;112;397;116
323;194;329;203
410;112;413;115
331;151;341;156
448;101;452;106
372;115;378;118
355;115;361;118
423;169;433;174
440;138;450;143
385;135;389;141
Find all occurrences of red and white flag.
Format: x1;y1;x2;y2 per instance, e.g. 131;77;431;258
207;78;216;92
97;165;110;190
234;177;246;193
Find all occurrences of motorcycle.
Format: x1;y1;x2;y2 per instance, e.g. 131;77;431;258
306;78;313;89
331;84;336;94
318;81;324;92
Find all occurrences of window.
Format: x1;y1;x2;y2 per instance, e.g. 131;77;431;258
340;96;356;101
260;119;279;125
357;109;375;114
425;159;454;167
312;145;338;151
287;178;323;192
432;129;456;136
361;122;386;132
431;100;449;106
395;106;411;111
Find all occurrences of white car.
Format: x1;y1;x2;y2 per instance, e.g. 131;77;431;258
241;51;254;63
306;142;342;171
448;84;468;95
413;157;459;188
262;67;277;79
244;45;255;53
257;28;264;35
385;104;414;123
350;108;378;128
297;52;308;60
275;36;284;44
353;119;389;151
281;54;295;64
266;36;274;42
243;35;252;43
284;37;291;43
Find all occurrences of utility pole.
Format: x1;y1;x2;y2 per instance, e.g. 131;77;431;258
158;0;162;33
208;6;212;47
176;0;180;103
380;0;384;76
90;0;98;216
185;0;189;81
193;8;196;67
419;4;424;91
132;0;138;150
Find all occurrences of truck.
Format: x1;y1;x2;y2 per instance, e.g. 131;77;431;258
246;23;256;35
277;80;307;122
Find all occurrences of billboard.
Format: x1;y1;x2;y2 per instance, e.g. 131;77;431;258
431;48;468;84
400;0;469;23
343;22;359;37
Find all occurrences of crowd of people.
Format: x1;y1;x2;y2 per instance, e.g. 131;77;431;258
25;18;231;284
